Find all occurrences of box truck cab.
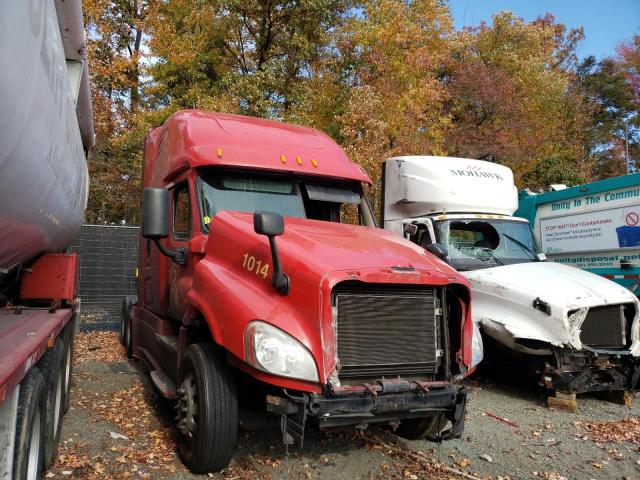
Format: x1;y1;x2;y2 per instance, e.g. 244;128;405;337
517;173;640;294
122;112;479;473
383;156;640;401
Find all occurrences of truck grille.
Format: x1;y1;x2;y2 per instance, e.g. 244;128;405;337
333;283;440;382
580;304;632;349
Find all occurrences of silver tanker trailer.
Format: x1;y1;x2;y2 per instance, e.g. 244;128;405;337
0;1;94;479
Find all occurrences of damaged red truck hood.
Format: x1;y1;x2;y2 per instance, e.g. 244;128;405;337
188;211;471;390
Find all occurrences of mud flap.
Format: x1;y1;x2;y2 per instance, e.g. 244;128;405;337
441;388;468;440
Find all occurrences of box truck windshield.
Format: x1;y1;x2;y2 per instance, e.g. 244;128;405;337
433;218;541;270
199;172;370;225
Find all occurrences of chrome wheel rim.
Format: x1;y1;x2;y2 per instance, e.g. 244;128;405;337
176;373;198;439
26;408;41;480
64;345;71;394
53;371;63;438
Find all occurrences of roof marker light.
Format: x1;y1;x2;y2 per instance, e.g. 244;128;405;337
296;156;303;166
311;159;318;168
217;148;223;158
280;154;286;164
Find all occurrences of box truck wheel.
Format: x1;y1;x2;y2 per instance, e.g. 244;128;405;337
13;367;46;480
61;314;78;414
395;413;448;440
176;344;238;473
40;337;65;469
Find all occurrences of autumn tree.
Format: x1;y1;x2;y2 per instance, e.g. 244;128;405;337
83;0;158;224
146;0;353;117
577;35;640;178
314;0;454;214
443;12;590;188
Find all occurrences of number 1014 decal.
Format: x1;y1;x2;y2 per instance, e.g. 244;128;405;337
242;253;269;279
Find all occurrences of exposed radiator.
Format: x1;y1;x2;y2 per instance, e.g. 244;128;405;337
333;283;441;382
580;304;631;349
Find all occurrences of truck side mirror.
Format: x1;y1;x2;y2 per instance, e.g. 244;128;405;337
254;211;289;295
143;188;170;239
254;210;284;237
426;242;449;261
142;188;186;264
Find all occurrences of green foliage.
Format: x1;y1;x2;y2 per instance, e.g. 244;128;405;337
522;155;586;189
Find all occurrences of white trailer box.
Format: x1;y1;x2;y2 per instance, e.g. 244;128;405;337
384;156;517;224
383;156;640;400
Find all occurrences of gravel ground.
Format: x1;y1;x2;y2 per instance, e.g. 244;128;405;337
45;333;640;480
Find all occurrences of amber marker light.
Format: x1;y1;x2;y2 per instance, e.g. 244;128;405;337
280;154;286;164
217;148;223;158
296;156;303;165
311;158;318;168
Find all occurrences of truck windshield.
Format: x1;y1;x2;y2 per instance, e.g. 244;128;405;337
199;173;371;226
433;219;540;271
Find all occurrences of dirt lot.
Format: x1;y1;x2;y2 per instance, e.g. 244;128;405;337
45;332;640;480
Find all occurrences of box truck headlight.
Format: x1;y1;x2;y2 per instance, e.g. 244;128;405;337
245;321;319;382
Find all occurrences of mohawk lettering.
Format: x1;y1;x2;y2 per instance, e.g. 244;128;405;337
450;169;504;180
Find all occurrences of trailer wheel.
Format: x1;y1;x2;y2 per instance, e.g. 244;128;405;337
62;313;78;414
40;337;65;469
13;367;46;480
177;344;238;473
395;413;448;441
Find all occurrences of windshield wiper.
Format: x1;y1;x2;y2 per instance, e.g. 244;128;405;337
478;247;504;266
503;233;537;261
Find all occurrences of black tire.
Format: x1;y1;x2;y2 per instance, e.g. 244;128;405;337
13;367;46;480
121;297;135;358
395;413;448;441
40;337;65;469
120;296;136;348
123;311;133;358
177;344;238;473
62;313;78;414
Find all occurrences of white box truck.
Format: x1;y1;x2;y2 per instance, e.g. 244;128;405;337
382;156;640;404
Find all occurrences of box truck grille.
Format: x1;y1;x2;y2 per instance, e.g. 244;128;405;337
580;304;632;349
333;283;440;382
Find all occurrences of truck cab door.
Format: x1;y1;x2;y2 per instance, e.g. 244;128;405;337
167;182;192;321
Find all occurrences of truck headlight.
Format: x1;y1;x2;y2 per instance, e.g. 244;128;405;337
245;321;319;382
471;321;484;369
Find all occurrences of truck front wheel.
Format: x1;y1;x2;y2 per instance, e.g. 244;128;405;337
176;344;238;473
13;367;46;480
395;413;448;440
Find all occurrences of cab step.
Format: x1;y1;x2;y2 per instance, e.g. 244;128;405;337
150;369;176;399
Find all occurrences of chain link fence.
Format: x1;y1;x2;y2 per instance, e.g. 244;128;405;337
68;225;139;331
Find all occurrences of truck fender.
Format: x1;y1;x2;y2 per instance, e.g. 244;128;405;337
185;290;222;344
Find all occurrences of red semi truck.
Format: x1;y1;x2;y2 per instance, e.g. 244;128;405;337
0;1;93;478
121;110;480;473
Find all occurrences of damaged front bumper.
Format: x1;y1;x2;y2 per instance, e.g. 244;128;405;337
266;380;467;447
542;348;640;395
